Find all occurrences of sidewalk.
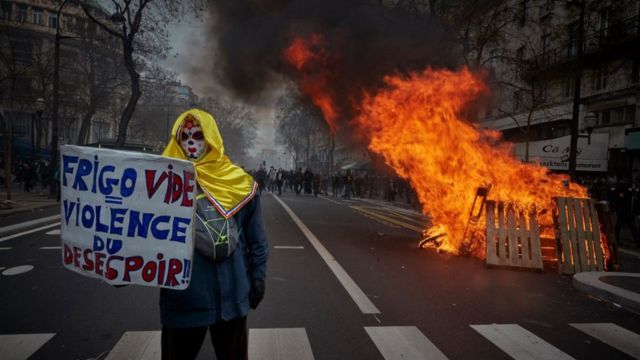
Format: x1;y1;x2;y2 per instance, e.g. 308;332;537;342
0;186;59;217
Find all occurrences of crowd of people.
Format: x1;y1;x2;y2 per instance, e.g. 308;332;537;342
249;165;419;206
581;176;640;247
0;159;53;193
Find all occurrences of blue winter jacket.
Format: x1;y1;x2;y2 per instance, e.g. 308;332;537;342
159;195;268;327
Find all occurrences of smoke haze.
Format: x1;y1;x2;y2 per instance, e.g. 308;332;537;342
197;0;455;115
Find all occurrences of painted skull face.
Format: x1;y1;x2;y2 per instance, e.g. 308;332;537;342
180;116;207;161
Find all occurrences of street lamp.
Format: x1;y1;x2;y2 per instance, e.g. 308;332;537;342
580;111;598;145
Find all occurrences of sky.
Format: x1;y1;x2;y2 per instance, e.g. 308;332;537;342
161;12;281;157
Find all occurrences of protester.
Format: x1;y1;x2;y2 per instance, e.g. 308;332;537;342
313;173;321;196
255;166;267;195
343;170;353;200
160;109;268;360
295;168;303;195
304;168;313;195
276;168;285;195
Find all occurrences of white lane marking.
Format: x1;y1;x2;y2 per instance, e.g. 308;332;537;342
471;324;574;360
0;333;55;360
105;331;161;360
272;194;380;314
2;265;35;276
40;246;61;250
570;323;640;359
0;222;61;243
0;215;60;235
274;245;305;250
0;247;11;250
45;229;60;235
365;326;448;360
249;328;314;360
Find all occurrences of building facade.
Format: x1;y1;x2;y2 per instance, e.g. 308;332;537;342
0;0;122;159
478;0;640;180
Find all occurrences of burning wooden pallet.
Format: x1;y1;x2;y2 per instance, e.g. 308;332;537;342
553;197;605;274
485;201;543;270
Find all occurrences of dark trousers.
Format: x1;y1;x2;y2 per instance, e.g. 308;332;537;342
161;316;248;360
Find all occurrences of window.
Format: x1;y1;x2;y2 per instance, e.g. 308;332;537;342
599;7;611;39
1;1;12;21
632;59;639;83
541;33;550;66
515;46;525;75
567;21;579;57
594;67;607;90
595;106;635;126
62;15;71;30
15;4;26;22
564;76;575;98
48;11;57;28
513;90;524;111
520;0;528;27
535;82;548;104
32;8;44;26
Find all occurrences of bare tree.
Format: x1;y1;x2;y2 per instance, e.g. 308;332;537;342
82;0;205;148
73;33;128;145
274;88;327;171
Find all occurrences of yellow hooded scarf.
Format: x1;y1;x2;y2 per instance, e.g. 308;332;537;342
163;108;258;219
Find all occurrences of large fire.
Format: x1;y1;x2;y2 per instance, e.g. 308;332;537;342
284;35;588;258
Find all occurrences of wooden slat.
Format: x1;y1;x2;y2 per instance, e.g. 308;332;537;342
529;207;543;269
573;198;590;272
584;199;599;271
556;198;574;274
497;203;508;266
567;198;582;272
588;200;605;271
579;199;594;270
485;201;543;270
554;197;606;274
507;206;519;267
518;209;531;268
486;201;497;266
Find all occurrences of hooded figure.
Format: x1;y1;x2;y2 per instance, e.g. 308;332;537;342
160;109;268;360
162;108;258;218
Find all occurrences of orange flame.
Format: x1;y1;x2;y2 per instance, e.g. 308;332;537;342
283;35;590;257
284;34;339;133
354;67;587;255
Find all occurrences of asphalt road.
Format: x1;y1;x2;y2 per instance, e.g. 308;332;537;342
1;191;639;359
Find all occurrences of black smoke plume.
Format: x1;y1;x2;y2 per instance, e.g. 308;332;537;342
206;0;455;116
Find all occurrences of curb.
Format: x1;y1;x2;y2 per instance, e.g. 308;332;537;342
573;272;640;315
0;214;61;238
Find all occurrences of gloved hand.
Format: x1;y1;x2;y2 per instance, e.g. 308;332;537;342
249;279;265;309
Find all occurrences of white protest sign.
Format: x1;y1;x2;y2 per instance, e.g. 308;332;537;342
60;145;196;290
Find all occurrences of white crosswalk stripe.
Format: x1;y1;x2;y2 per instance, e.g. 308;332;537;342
2;323;639;359
470;324;575;360
105;331;161;360
0;333;55;360
365;326;448;360
570;323;640;359
249;328;314;360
